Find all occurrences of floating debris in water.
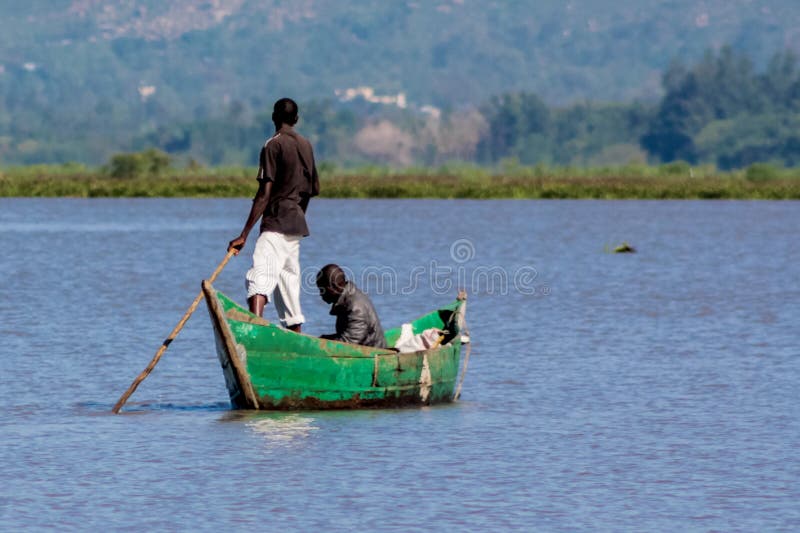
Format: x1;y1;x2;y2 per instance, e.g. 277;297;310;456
613;242;636;253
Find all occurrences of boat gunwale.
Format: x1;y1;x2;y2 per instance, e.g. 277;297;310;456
216;288;464;358
222;319;460;359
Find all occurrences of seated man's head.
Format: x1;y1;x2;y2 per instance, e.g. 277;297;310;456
316;264;347;304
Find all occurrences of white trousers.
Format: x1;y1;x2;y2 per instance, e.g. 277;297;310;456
245;231;305;326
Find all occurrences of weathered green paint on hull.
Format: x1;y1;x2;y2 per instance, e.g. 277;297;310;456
202;281;467;410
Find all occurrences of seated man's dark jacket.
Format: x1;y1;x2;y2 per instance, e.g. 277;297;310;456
323;282;387;348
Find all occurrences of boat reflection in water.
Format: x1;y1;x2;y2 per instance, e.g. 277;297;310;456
242;413;319;447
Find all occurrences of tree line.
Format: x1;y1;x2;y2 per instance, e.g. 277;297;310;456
135;47;800;171
2;47;800;170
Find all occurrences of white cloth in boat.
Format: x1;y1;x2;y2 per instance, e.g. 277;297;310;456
393;324;443;353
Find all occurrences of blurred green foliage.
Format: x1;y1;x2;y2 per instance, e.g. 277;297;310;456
108;149;171;178
3;163;800;199
1;35;799;171
745;163;782;182
641;48;800;169
97;49;799;171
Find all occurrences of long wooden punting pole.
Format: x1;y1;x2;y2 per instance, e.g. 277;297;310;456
112;250;236;414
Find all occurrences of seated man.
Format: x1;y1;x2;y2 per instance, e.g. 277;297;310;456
316;264;387;348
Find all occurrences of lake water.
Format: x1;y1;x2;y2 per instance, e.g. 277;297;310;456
1;199;799;531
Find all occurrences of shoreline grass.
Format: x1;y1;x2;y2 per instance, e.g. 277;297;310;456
1;164;799;199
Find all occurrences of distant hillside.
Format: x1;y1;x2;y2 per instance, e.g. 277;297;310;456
1;0;799;164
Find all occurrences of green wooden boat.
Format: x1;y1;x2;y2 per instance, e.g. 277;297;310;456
202;281;470;410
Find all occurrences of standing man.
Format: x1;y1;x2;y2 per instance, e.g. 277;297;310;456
228;98;320;333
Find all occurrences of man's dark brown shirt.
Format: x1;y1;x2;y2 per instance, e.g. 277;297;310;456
257;125;320;237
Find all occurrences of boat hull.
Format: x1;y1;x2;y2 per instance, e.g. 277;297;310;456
203;281;466;410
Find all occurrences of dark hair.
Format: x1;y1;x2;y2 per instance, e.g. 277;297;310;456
316;263;346;289
272;98;298;126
